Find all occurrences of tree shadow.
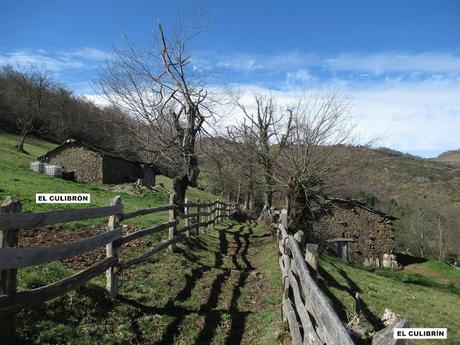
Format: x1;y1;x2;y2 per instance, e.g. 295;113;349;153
116;220;257;345
317;261;384;330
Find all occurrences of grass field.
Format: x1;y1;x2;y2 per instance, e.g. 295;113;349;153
319;255;460;345
16;219;282;345
3;132;460;344
0;131;217;228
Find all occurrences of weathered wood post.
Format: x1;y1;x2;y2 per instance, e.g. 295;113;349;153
280;209;288;230
168;193;177;252
211;201;216;228
206;203;211;231
305;243;319;281
196;199;201;234
0;196;21;345
184;197;190;238
106;196;122;298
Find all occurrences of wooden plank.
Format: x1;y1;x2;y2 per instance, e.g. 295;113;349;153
184;197;190;238
282;297;302;345
0;196;21;345
176;223;199;235
183;212;210;219
106;196;122;298
122;204;176;221
121;220;178;244
283;231;355;345
0;204;122;231
120;235;183;271
279;257;322;345
0;228;122;269
0;256;117;314
180;201;216;208
372;319;411;345
168;194;177;252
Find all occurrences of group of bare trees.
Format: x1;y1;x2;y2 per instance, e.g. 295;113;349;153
2;16;454;261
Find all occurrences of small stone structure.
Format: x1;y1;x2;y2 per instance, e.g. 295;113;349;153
316;198;398;267
38;139;156;185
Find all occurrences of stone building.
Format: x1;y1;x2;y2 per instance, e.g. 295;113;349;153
38;139;155;185
315;198;398;267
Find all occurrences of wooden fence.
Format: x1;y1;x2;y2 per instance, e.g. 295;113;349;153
274;209;411;345
0;195;236;343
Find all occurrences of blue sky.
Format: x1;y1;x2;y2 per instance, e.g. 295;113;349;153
1;0;459;157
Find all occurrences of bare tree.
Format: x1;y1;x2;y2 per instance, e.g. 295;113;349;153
231;94;293;209
98;18;214;208
276;89;355;232
3;65;51;152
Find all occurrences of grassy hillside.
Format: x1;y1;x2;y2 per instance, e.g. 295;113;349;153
434;149;460;168
338;146;460;259
319;255;460;345
1;132;282;344
0;131;217;228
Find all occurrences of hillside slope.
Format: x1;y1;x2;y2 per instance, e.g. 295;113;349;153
0;131;216;228
320;255;460;345
337;146;460;259
433;149;460;168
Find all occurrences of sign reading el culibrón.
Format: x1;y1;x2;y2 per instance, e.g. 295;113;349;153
36;193;91;203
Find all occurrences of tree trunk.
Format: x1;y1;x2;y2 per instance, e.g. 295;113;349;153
438;217;444;262
173;175;189;214
16;132;26;153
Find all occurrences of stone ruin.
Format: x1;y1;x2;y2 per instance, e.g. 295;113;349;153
314;198;399;268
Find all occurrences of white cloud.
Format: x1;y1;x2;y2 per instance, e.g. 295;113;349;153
286;69;313;83
0;48;112;73
0;50;85;72
211;78;460;157
63;48;113;61
206;51;460;76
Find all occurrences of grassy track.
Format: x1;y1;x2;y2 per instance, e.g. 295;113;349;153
17;219;282;344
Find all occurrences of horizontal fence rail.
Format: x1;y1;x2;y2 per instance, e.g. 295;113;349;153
0;194;237;344
274;209;411;345
0;204;123;231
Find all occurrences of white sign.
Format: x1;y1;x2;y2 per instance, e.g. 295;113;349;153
36;193;91;204
394;328;447;339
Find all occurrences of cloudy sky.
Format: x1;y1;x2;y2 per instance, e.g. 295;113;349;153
1;0;459;157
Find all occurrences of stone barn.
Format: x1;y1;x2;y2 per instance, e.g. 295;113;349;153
38;139;154;185
315;198;398;267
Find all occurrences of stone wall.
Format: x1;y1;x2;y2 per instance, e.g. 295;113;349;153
316;204;396;266
47;147;104;184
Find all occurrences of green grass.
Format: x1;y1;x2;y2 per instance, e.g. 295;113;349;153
1;131;281;344
16;219;282;345
0;131;218;228
319;255;460;345
424;260;460;282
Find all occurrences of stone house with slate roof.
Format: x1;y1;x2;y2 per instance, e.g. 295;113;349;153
38;139;155;185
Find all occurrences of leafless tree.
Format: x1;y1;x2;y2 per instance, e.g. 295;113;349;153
230;94;293;209
276;89;356;232
3;65;51;152
98;18;214;207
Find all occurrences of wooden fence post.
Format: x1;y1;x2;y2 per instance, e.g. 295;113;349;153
280;209;288;230
184;197;190;238
211;201;216;228
196;199;200;234
106;196;122;298
168;193;177;252
305;243;319;281
0;196;21;345
206;204;211;231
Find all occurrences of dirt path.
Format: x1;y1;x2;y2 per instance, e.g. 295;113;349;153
17;219;282;345
137;219;282;345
